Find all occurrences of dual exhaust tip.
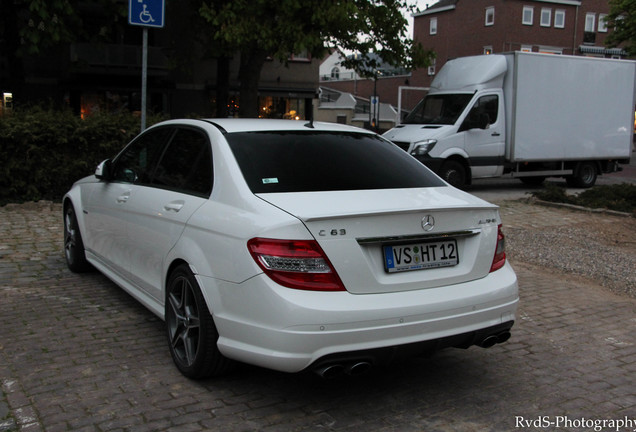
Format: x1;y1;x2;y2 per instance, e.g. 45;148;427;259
314;361;372;379
477;331;511;348
313;331;512;378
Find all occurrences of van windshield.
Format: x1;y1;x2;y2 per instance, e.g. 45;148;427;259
403;93;473;125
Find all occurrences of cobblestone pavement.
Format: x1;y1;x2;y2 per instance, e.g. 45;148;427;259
1;201;635;432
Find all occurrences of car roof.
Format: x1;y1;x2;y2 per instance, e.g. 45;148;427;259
154;118;375;135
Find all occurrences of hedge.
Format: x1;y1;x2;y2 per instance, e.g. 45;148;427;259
0;107;164;204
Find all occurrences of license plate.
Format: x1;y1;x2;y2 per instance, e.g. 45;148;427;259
383;239;459;273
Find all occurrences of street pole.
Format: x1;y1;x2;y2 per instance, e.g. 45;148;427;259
373;70;378;132
141;27;148;132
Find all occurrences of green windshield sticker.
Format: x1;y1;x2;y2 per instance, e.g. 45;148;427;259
262;178;279;184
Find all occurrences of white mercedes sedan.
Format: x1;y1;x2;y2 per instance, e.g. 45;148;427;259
63;119;518;379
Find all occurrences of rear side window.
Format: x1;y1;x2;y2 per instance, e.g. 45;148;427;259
152;128;213;197
227;131;445;193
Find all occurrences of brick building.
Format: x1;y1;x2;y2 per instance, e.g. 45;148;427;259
410;0;627;88
319;0;628;118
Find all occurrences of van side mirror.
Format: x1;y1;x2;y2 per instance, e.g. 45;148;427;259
95;159;113;181
477;113;490;129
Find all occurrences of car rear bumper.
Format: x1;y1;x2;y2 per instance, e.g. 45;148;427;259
198;262;519;373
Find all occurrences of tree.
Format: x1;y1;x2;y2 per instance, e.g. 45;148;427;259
0;0;127;103
604;0;636;56
199;0;433;118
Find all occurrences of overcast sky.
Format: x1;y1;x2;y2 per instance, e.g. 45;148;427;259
405;1;433;38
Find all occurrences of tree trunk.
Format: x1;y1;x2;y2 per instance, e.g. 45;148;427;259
238;47;269;118
215;56;230;117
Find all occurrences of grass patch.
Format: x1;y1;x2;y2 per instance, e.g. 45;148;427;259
531;183;636;214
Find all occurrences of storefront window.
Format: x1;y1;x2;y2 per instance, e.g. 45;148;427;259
259;96;307;120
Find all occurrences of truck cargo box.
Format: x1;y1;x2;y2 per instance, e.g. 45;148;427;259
505;52;635;162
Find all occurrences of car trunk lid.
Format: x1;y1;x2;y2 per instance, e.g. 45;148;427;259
257;187;501;294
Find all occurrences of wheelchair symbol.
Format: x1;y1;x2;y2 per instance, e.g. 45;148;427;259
139;4;155;23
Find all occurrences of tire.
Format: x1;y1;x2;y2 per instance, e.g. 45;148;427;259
166;264;234;379
519;176;546;186
63;204;92;273
566;162;597;188
439;160;467;188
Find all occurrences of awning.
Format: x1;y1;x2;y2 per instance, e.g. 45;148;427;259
579;45;627;56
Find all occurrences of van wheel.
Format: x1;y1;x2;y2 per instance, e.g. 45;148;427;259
166;264;234;379
566;162;597;188
440;161;467;188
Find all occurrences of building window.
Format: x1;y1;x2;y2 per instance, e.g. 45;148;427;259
430;17;437;35
522;6;534;25
290;50;311;62
554;10;565;28
585;13;595;32
538;47;563;55
485;7;495;26
331;67;340;80
484;46;493;55
540;8;551;27
598;13;608;32
428;59;436;76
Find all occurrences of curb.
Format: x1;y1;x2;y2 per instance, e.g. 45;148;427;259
532;198;635;218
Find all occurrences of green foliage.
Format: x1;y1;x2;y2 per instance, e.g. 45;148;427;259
199;0;434;116
576;184;636;213
531;183;636;214
0;107;161;204
200;0;432;69
13;0;80;55
604;0;636;56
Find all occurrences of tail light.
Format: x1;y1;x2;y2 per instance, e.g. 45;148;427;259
247;238;345;291
490;224;506;272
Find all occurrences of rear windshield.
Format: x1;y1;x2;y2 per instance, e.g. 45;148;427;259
226;131;445;193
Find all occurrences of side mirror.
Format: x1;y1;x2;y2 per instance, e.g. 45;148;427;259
95;159;112;181
478;113;490;130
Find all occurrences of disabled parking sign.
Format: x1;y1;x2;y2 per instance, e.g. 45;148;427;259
129;0;165;28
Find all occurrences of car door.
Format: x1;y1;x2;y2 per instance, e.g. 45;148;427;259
123;126;213;302
460;92;505;177
83;127;173;278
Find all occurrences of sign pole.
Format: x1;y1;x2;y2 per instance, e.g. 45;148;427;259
129;0;165;132
141;27;148;132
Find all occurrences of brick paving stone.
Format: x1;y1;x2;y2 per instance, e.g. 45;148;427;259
1;200;636;431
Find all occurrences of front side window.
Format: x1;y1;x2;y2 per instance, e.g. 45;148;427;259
227;132;445;193
485;7;495;26
461;95;499;130
112;128;173;184
522;6;534;25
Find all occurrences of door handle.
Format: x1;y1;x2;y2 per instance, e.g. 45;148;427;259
164;202;184;212
116;193;130;203
491;132;501;137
